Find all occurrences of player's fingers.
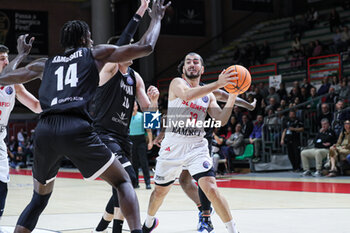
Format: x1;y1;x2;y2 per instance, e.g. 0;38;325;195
223;66;235;74
165;1;171;8
29;37;35;45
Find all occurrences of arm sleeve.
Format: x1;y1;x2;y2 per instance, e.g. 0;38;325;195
116;14;142;46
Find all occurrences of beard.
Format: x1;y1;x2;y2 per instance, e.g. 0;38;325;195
185;70;200;79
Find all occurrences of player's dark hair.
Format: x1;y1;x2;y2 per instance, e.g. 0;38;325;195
177;60;184;76
0;45;9;53
60;20;90;49
178;52;205;75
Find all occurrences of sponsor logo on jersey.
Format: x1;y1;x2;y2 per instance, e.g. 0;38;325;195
155;175;165;181
203;161;210;169
144;110;161;129
0;102;10;107
202;96;209;103
120;79;133;95
165;146;170;152
112;112;128;127
126;76;134;85
5;86;13;95
181;100;207;113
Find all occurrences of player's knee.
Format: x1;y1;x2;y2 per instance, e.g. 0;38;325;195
17;191;52;231
203;185;219;201
125;166;137;187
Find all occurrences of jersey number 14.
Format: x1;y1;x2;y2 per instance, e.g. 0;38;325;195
54;63;78;91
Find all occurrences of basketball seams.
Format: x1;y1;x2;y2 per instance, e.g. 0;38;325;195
224;64;250;94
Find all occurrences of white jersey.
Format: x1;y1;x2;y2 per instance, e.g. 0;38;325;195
0;85;15;183
164;85;210;142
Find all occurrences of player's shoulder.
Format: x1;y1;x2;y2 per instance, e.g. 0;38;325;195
170;77;185;85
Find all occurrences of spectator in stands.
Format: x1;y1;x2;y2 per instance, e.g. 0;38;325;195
330;76;341;94
266;87;280;104
291;36;302;51
339;79;350;100
317;77;330;95
241;114;254;141
212;128;225;174
300;87;308;103
7;136;18;154
276;107;286;124
258;82;269;99
17;128;25;147
312;40;323;57
258;40;270;64
328;120;350;177
279;99;288;110
329;9;341;32
306;87;319;111
277;82;288;102
232;46;242;65
227;115;237;133
332;28;346;53
13;146;27;168
305;41;315;58
318;103;333;127
325;87;338;104
249;115;264;162
222;123;245;172
265;97;279;114
289;87;301;104
233;106;243;123
281;110;304;171
341;26;350;48
301;78;314;97
332;100;346;137
264;109;278;125
301;118;336;177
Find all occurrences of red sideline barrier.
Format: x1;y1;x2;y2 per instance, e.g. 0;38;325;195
307;54;341;82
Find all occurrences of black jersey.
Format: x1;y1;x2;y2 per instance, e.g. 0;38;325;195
39;48;99;121
93;67;137;139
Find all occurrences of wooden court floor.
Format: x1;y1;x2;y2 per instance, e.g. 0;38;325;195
1;169;350;233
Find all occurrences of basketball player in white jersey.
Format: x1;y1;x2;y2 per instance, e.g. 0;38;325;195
0;35;41;229
143;52;239;233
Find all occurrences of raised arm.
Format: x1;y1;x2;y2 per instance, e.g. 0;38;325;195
92;0;171;70
15;84;42;113
116;0;150;46
212;88;256;111
170;69;237;102
2;34;34;74
0;58;46;85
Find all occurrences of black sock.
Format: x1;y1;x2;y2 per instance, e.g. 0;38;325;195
112;219;123;233
130;230;142;233
203;215;211;223
96;217;111;231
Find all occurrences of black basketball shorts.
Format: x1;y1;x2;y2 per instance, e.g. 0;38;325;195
32;115;114;184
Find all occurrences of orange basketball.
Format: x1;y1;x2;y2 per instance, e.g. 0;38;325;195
223;65;251;95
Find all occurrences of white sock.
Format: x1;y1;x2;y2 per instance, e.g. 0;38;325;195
225;219;238;233
145;214;155;228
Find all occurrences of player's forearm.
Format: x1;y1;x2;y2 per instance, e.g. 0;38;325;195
235;97;254;111
137;17;161;51
0;67;38;85
217;94;237;126
183;82;221;101
149;100;158;111
2;54;26;74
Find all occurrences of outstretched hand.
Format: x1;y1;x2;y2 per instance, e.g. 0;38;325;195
217;68;238;88
17;34;35;56
148;0;171;20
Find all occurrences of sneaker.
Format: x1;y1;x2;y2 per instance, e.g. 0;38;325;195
197;208;215;231
142;218;159;233
313;171;322;177
198;219;214;233
301;170;312;176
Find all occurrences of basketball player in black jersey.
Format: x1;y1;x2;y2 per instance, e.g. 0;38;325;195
0;1;170;233
91;2;160;233
153;57;256;232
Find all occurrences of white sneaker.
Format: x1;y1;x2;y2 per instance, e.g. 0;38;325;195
313;171;322;177
301;170;312;176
